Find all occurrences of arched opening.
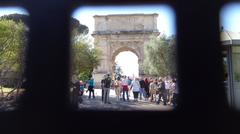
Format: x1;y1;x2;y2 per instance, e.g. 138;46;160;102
114;51;139;79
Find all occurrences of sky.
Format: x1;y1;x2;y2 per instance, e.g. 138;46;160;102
72;5;176;37
72;5;176;77
0;7;28;16
1;5;240;77
221;3;240;32
115;51;139;78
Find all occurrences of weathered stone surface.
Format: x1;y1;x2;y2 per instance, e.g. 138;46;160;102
93;14;158;32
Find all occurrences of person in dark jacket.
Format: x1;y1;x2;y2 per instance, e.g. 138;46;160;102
71;80;80;109
102;74;112;104
139;77;146;100
157;79;167;105
101;75;106;102
144;78;150;99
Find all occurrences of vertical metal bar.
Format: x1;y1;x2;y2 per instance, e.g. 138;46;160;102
228;45;235;107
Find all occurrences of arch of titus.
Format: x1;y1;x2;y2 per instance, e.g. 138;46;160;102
92;14;159;87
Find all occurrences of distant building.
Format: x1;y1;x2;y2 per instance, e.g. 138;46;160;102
221;30;240;110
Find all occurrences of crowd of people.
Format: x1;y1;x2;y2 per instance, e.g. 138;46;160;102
72;74;179;108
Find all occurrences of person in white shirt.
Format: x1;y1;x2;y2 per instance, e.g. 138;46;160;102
130;78;140;102
165;78;172;104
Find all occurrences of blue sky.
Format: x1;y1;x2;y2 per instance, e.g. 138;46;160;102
221;3;240;32
72;5;176;37
0;4;239;33
0;7;28;16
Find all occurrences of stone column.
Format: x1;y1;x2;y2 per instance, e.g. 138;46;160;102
92;36;109;88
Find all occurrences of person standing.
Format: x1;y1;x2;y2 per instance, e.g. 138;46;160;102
122;76;129;101
101;75;106;102
79;80;84;103
103;74;112;104
114;77;122;101
149;79;158;102
157;79;167;105
139;77;146;100
165;77;171;104
127;76;132;86
127;76;132;97
70;75;79;109
72;80;80;109
130;78;140;102
172;79;178;108
144;78;150;99
88;78;95;99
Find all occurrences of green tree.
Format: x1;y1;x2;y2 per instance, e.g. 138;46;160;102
0;14;88;35
0;13;29;26
70;17;89;36
113;62;123;79
0;19;27;80
143;34;177;77
69;16;101;82
71;35;101;82
0;13;99;84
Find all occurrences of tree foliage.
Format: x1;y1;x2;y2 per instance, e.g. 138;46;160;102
70;17;101;82
0;14;89;36
0;13;29;26
0;13;93;83
0;18;28;108
0;19;27;80
71;35;101;82
113;62;123;79
70;18;89;36
0;13;100;85
143;34;177;77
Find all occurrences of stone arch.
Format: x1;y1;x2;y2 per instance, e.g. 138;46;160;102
111;46;141;62
111;46;142;77
92;14;159;88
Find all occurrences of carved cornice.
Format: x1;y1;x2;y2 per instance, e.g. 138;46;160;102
94;13;158;17
92;30;160;36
